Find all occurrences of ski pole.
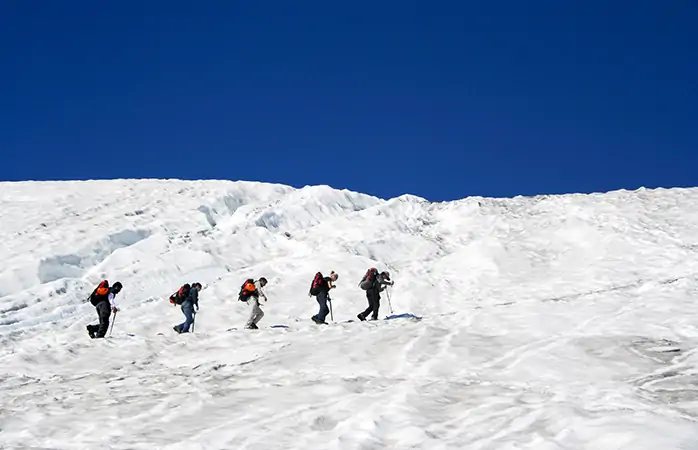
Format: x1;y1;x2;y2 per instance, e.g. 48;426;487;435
192;312;196;332
328;296;334;322
109;311;117;337
386;288;394;314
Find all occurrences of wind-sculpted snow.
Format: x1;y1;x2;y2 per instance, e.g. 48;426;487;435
1;180;698;449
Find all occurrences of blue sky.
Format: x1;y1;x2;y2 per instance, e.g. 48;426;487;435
1;1;696;201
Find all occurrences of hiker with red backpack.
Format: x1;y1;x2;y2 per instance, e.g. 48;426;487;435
86;280;122;338
357;269;393;321
309;271;338;324
238;277;268;330
172;282;202;334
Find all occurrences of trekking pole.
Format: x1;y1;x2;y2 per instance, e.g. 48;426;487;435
192;312;196;333
386;288;394;314
328;295;334;322
109;311;117;337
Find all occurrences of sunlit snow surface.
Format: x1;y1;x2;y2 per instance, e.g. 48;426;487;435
1;179;698;449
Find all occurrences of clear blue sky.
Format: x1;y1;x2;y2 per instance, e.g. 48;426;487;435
1;1;696;201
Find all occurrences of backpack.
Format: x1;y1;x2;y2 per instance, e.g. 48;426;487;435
169;283;191;305
238;279;257;301
309;272;324;296
89;280;110;306
359;268;378;290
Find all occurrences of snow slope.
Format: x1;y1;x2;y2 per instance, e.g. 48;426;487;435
1;179;698;449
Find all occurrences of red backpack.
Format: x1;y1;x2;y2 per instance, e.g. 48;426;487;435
309;272;324;296
169;284;191;305
359;268;378;290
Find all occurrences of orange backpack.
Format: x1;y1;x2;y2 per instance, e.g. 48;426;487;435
90;280;110;306
238;279;257;301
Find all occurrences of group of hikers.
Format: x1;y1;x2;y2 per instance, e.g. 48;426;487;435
85;268;394;338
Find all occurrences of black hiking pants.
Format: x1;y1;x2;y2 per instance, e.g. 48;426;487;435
360;289;380;320
313;291;330;324
87;301;112;338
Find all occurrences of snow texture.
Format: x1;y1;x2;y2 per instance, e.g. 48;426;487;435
1;179;698;449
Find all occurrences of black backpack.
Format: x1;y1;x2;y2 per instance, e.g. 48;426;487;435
359;268;378;290
89;280;110;306
169;284;191;305
309;272;324;296
239;279;256;301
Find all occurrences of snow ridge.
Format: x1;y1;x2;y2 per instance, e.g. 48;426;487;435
1;180;698;449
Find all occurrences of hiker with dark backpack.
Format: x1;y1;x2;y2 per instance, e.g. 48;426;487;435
86;280;122;338
309;271;338;324
173;282;202;334
238;277;268;330
357;269;393;321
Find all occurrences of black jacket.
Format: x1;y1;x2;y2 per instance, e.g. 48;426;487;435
368;274;391;295
318;277;333;294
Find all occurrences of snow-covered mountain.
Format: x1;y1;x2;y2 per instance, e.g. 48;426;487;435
1;179;698;449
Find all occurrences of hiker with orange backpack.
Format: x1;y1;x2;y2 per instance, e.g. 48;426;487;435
172;282;202;334
239;277;268;330
357;269;393;321
309;271;338;324
86;280;122;338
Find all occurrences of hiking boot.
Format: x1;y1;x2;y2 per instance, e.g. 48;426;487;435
357;314;366;322
246;323;259;330
173;326;182;334
86;325;95;339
